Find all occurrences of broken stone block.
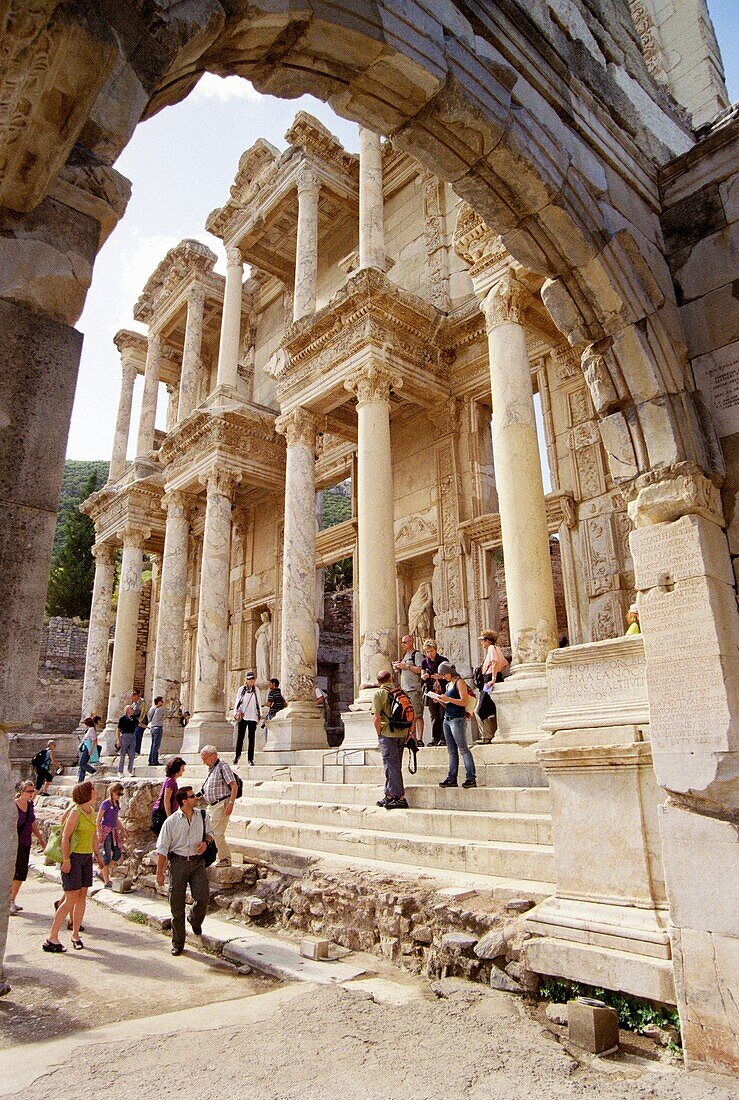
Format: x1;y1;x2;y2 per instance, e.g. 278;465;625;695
242;896;267;918
208;866;244;887
300;938;330;960
568;998;620;1054
111;878;133;893
505;898;534;913
546;1003;569;1026
411;925;433;945
489;965;524;994
474;929;506;959
441;931;478;953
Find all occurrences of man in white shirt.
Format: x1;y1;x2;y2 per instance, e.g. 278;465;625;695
156;785;213;955
233;671;261;766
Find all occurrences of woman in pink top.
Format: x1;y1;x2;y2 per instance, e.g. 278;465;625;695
150;757;185;834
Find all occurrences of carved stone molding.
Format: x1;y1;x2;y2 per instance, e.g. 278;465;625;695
133;239;218;325
200;467;242;499
275;406;318;448
480;272;527;330
452;203;508;278
628;463;724;528
344;363;396;406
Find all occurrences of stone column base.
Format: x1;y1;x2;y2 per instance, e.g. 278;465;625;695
341;698;382;751
264;702;326;751
161;717;182;757
493;663;549;743
102;721;119;758
524;897;676;1004
180;714;234;754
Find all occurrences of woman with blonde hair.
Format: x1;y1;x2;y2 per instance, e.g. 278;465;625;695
96;781;126;887
43;780;100;952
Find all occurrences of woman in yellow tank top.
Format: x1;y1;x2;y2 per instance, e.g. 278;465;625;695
43;780;101;953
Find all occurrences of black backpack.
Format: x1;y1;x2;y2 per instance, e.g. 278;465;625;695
220;760;243;799
31;750;47;769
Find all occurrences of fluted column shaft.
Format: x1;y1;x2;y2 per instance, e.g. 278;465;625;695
276;409;320;704
293;169;321;321
152;492;190;711
216;247;243;390
80;543;116;721
346;364;398;687
109;362;137;481
178;284;205;420
104;526;147;751
186;469;240;748
136;332;161;457
359;127;385;271
481;273;557;666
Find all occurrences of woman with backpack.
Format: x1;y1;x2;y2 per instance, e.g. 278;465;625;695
43;780;101;952
150;756;186;835
428;662;477;790
474;630;509;742
77;716;99;782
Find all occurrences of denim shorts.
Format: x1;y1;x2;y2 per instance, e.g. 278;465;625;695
61;851;93;891
102;833;121;866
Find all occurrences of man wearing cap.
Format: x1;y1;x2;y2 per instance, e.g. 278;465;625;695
233;671;261;766
393;634;425;746
625;604;640;635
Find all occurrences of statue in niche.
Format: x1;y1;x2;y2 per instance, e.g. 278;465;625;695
408;581;434;649
255;610;272;685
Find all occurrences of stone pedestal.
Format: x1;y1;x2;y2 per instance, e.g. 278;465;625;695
524;637;675;1004
215;247;242;391
104;527;146;753
269;408;325;751
109;359;136;481
480;272;558;742
341;364;398;749
185;468;239;752
135;332;160;458
294;169;320;321
177;285;205;421
629;468;739;1072
80;542;116;722
152;491;191;719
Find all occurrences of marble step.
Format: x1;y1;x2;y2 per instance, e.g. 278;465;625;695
227;814;555;882
232;795;553;845
239;780;551;815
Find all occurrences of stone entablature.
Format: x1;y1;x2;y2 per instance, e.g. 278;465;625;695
133;238;223;329
81;480;164;554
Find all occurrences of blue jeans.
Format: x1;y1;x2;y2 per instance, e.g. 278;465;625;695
148;726;163;766
135;725;146;754
118;732;136;775
77;745;96;782
443;716;476;783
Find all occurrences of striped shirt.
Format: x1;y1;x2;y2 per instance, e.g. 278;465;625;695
202;758;236;805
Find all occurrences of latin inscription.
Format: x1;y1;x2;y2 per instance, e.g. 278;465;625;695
692;342;739;439
631;519;703;589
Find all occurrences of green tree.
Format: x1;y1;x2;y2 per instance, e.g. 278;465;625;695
46;472;99;619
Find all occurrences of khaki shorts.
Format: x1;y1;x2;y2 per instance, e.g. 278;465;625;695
405;689;423;718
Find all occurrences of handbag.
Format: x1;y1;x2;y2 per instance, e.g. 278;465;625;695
476;688;496;721
201;810;218;867
150;802;167;835
43;808;71;864
404;733;418;774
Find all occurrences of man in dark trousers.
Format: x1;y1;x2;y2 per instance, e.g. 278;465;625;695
155;785;213;955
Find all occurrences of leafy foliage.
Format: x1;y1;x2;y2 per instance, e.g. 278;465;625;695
538;977;681;1041
53;460;108;556
324;557;353;592
46;471;100;619
320;481;352;530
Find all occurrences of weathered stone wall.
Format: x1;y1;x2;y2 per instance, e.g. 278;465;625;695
318;591;354;741
38;617;88;678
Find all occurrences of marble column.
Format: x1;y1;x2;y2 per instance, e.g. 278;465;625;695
109;360;137;482
135;332;161;459
358;127;385;271
215;247;243;391
269;408;325;750
293;168;321;322
184;468;240;752
80;542;116;722
103;525;147;754
178;284;205;420
152;492;191;753
342;364;398;748
481;271;557;741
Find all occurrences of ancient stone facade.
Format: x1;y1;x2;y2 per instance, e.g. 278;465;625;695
0;0;736;1072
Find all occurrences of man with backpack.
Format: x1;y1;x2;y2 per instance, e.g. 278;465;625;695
372;669;410;811
393;634;425;746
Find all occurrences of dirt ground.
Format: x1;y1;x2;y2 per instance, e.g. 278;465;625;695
1;878;735;1100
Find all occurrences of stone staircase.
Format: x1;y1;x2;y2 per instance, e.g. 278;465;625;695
54;743;556;895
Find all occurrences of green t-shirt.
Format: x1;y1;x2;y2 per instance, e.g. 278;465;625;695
372;687;405;738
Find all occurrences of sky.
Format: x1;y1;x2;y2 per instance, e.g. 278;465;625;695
66;4;739;463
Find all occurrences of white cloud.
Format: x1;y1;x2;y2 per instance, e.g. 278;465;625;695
119;230;180;313
191;72;264;104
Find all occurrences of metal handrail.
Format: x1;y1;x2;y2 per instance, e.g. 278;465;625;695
321;745;369;784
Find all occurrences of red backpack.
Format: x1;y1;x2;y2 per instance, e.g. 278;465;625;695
386;688;415;733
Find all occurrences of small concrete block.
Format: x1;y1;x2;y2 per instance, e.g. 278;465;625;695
505;898;534;912
300;938;331;960
111;878;133;894
568;998;620;1054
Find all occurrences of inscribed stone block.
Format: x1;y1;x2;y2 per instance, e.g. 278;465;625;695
631;515;734;589
691;341;739;439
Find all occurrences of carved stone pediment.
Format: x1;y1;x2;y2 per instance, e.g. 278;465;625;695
81;478;165;551
134;239;219;325
395;514;438;548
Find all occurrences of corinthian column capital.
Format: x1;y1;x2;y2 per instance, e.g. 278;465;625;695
147;331;162;357
161;490;193;521
275;406;318;449
121;523;150;550
92;542;116;566
200;466;241;500
344;363;398;407
296;167;321;198
226;245;243;267
480;272;528;330
187;282;207;310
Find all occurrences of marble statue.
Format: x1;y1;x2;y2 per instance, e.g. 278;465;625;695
255;610;272;685
408;581;434;649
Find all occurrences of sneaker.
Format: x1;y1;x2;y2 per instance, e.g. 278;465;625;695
376;797;390;808
104;881;113;889
9;903;21;915
462;778;477;789
439;777;458;788
187;912;202;937
385;797;409;810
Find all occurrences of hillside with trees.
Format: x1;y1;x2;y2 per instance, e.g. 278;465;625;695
46;461;108;619
53;460;108;555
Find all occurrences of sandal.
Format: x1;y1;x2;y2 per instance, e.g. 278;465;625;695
42;940;66;953
67;922;85;932
71;938;84;950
